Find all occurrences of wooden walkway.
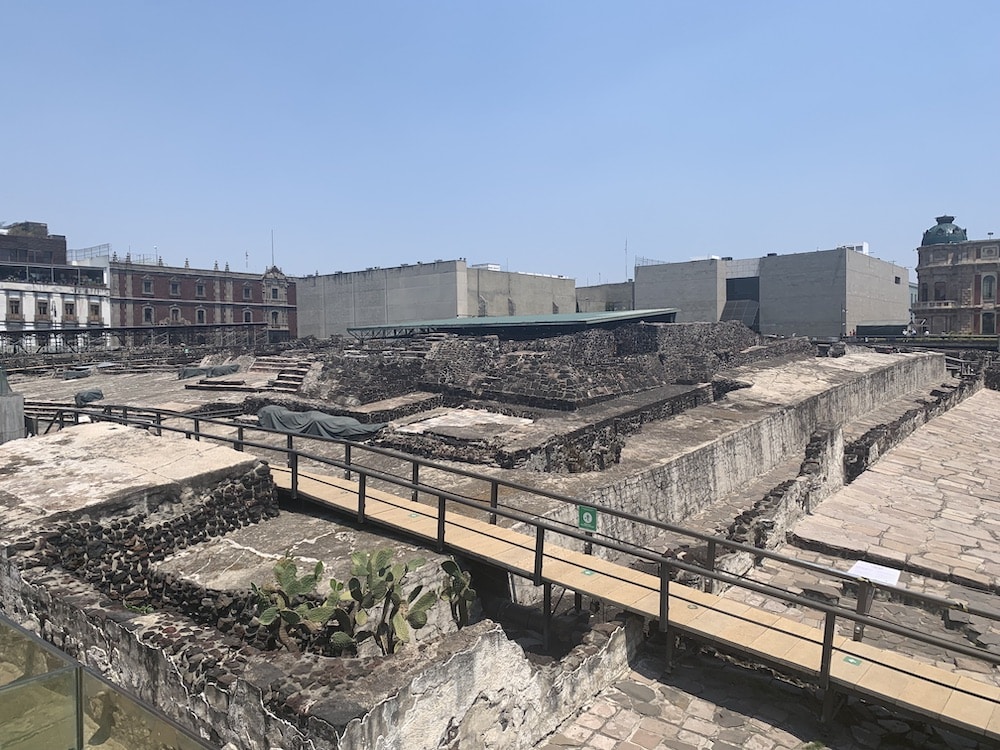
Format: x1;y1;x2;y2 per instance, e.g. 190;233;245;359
272;467;1000;742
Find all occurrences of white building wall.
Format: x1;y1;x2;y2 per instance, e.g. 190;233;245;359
0;282;112;351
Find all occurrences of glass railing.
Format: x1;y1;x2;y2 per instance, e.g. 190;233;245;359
0;614;214;750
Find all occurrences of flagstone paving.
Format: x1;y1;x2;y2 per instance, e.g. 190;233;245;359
539;390;1000;749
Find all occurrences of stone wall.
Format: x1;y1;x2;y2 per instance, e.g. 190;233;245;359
713;375;979;584
1;451;645;750
843;377;980;483
304;322;811;413
378;383;718;473
3;552;642;750
517;353;948;571
337;618;643;750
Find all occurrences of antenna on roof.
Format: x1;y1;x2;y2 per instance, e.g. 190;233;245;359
271;230;275;268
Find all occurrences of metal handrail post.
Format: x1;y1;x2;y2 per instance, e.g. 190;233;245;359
289;451;298;500
660;561;673;670
358;474;367;523
820;611;837;687
853;579;875;642
543;583;553;652
437;495;446;552
411;462;419;502
344;444;352;480
704;540;717;594
489;481;499;525
533;526;545;585
235;425;244;452
286;434;294;468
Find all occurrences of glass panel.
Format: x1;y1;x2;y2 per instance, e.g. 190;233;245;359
0;667;76;750
82;671;212;750
0;620;75;687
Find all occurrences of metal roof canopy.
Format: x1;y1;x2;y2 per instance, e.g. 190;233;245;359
347;309;679;341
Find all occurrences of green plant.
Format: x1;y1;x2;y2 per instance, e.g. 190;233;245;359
250;550;439;656
124;601;154;615
254;557;330;653
347;549;438;655
440;558;476;628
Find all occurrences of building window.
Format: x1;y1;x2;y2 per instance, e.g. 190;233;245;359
64;302;75;319
170;307;180;322
196;308;206;324
89;303;100;320
243;286;252;300
894;276;901;285
170;281;180;296
933;282;947;301
143;306;154;324
984;275;996;302
270;287;279;300
270;310;279;327
196;283;205;298
984;312;996;335
243;310;252;323
142;279;153;295
919;283;928;302
37;300;48;317
8;299;20;316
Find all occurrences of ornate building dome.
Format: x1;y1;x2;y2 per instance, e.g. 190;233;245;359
921;215;967;246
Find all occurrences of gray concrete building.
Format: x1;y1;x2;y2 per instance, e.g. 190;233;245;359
575;281;634;313
297;260;576;338
632;247;910;338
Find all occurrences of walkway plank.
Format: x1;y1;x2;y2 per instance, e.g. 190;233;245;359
271;466;1000;742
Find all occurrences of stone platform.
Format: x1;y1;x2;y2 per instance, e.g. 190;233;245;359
0;422;258;534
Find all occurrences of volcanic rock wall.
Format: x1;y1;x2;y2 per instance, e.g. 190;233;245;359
305;322;811;412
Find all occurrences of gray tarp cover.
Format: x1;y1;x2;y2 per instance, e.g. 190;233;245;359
74;389;104;407
62;369;90;380
178;364;241;380
257;405;386;440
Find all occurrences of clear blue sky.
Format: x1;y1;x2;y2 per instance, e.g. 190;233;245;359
3;2;997;285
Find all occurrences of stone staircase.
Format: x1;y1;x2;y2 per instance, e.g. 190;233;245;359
249;355;315;394
343;333;450;362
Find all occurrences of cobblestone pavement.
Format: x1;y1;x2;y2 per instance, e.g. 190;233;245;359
540;391;1000;750
537;647;982;750
792;393;1000;592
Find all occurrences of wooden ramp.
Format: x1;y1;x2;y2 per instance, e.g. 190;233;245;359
272;467;1000;742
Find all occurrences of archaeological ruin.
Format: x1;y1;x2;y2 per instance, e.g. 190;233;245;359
1;319;998;749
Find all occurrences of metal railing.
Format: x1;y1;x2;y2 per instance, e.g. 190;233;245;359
22;402;1000;694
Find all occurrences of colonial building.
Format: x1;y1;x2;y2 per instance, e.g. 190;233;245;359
0;221;300;351
912;215;1000;335
102;256;298;343
0;222;110;352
